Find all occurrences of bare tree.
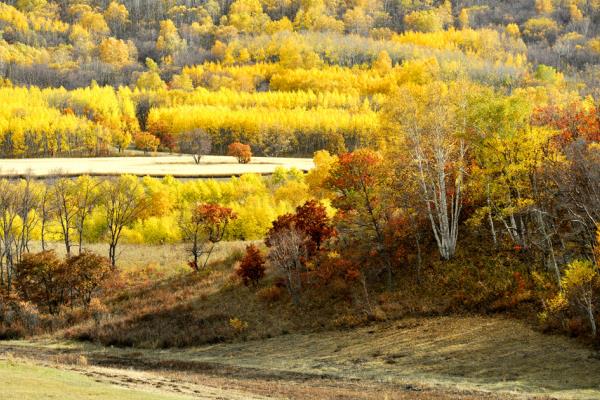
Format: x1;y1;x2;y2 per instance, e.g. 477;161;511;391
178;129;212;164
267;228;306;305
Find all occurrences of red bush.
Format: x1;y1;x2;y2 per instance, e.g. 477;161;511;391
236;244;266;286
266;200;335;257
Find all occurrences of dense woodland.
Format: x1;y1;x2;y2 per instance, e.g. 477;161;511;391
0;0;599;346
0;0;599;156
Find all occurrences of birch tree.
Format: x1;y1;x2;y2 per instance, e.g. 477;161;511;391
387;81;468;260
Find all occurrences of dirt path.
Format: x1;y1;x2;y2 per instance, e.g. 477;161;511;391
58;364;272;400
2;316;600;399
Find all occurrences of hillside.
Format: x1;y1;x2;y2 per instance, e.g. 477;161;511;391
1;0;599;88
3;315;600;399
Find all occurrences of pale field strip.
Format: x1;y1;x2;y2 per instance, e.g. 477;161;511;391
0;155;315;178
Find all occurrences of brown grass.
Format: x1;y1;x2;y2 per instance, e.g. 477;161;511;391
30;241;250;276
61;250;348;347
3;315;600;399
31;239;540;350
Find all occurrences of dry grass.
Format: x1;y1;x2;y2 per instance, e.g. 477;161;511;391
3;315;600;399
60;246;346;347
30;241;250;276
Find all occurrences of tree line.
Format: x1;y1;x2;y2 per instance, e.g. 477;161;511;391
0;168;311;294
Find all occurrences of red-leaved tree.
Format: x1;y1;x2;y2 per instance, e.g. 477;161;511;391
265;200;334;304
267;200;335;257
326;149;395;289
236;244;266;286
533;102;600;145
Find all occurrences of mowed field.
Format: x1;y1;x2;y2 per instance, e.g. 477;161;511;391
0;155;314;178
2;315;600;400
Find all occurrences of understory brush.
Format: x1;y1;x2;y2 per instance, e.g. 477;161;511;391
58;242;562;348
1;237;596;348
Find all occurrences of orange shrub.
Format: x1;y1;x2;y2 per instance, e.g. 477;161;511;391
14;251;111;314
227;141;252;163
14;251;66;314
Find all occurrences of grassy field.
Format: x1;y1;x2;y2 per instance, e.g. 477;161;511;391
0;358;195;400
30;241;251;276
0;155;314;178
3;315;600;399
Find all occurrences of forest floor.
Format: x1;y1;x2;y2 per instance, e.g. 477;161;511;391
2;315;600;400
0;154;314;178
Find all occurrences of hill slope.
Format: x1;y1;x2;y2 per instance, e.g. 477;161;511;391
3;315;600;399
